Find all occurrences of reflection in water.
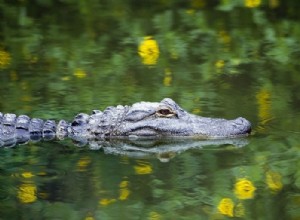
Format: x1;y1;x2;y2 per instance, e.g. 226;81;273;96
134;161;153;174
84;216;96;220
76;156;91;172
138;36;160;65
215;59;225;74
0;0;299;219
217;178;255;218
234;178;256;200
21;171;35;178
73;68;87;79
119;180;130;200
218;198;246;218
0;49;11;69
218;198;234;217
3;134;298;219
163;68;172;87
18;183;37;203
85;138;249;161
256;87;273;132
266;171;283;192
245;0;261;8
99;198;117;206
98;179;131;206
17;171;38;203
148;211;162;220
235;202;246;217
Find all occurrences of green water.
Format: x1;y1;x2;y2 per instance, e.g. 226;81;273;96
1;1;300;219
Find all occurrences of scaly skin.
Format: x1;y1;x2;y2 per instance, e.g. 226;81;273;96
0;98;251;147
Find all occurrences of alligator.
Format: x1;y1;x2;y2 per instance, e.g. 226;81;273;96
0;98;251;148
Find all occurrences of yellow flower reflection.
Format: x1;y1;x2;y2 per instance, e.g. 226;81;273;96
163;68;172;86
215;59;225;74
218;31;231;45
99;198;116;206
266;171;283;192
134;161;153;175
256;88;272;126
191;0;206;8
245;0;261;8
10;71;18;81
269;0;279;8
21;172;35;178
186;9;195;15
0;49;11;69
76;156;91;172
119;180;130;200
218;198;234;217
74;68;87;78
138;36;160;65
148;211;162;220
234;178;256;199
18;183;37;203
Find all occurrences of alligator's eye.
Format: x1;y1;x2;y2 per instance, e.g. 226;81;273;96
156;108;176;117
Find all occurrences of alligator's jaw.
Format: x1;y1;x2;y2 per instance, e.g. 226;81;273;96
118;116;251;139
189;116;252;139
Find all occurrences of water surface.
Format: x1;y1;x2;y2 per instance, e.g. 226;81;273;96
0;1;300;219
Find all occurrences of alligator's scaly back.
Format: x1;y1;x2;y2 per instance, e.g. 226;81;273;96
0;98;251;147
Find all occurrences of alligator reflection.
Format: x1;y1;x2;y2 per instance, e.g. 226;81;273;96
73;138;249;162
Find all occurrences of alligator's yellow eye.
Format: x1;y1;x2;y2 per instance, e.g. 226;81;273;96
156;108;176;117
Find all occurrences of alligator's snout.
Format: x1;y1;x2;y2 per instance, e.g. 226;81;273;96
231;117;252;135
189;115;252;138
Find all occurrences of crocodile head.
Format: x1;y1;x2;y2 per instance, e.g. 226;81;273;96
117;98;251;139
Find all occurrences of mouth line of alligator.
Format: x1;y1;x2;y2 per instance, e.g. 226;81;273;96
124;133;250;141
125;129;251;139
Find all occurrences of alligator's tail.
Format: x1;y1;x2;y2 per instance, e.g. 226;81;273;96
0;112;69;147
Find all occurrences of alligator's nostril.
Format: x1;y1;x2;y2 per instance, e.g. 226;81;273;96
234;117;245;125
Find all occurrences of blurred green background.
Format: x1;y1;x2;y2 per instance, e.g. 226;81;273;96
0;0;300;219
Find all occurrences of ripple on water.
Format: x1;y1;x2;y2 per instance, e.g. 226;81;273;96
254;112;300;136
